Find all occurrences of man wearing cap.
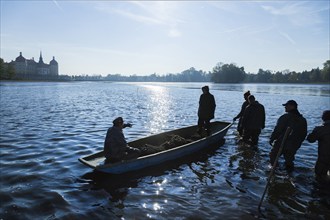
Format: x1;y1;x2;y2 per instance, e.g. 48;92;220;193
197;86;216;136
104;117;141;163
241;95;265;145
269;100;307;172
306;110;330;181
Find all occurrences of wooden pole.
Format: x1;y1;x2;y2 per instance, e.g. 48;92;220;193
258;127;292;212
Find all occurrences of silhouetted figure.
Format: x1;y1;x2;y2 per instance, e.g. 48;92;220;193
269;100;307;172
241;95;265;145
307;110;330;181
104;117;141;163
197;86;216;136
233;90;251;136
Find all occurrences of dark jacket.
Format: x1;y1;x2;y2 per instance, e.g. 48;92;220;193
198;93;216;120
270;109;307;148
241;101;265;130
235;100;249;120
104;126;128;160
307;121;330;164
234;100;249;133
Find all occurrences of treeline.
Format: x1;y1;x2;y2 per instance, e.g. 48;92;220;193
211;61;329;83
102;67;210;82
1;57;329;83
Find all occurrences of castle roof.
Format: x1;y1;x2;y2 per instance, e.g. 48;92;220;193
50;56;58;65
15;52;26;62
38;51;44;64
26;59;37;65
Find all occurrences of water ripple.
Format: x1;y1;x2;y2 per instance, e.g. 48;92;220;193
1;82;330;219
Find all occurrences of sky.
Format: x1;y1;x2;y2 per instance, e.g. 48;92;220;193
1;1;329;76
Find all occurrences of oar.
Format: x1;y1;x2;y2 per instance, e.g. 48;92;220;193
257;126;292;212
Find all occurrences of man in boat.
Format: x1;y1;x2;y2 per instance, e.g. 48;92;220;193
197;86;216;136
240;95;265;145
269;100;307;172
233;90;251;136
306;110;330;181
104;117;141;163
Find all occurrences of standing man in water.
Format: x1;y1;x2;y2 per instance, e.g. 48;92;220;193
197;86;216;136
233;90;251;136
307;110;330;181
269;100;307;172
104;117;141;163
240;95;265;145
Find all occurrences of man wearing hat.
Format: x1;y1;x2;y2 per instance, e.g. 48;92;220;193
269;100;307;172
197;86;216;136
104;117;141;163
307;110;330;181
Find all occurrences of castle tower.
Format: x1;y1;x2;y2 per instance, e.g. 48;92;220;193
14;52;27;74
37;51;49;75
38;51;44;64
49;56;59;75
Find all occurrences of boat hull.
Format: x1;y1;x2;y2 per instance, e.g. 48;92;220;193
79;121;232;174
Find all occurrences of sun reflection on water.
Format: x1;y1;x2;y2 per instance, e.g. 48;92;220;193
142;85;172;134
153;203;161;211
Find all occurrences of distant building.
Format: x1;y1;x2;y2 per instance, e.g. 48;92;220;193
10;52;59;76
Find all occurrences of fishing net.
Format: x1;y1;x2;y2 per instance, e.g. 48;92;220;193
140;134;200;156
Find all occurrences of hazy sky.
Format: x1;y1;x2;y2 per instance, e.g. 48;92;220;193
1;1;329;76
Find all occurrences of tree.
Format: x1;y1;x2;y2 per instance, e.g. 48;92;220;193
309;68;322;82
272;71;285;83
180;67;207;82
0;58;16;80
7;63;16;79
287;71;299;83
0;58;5;79
211;63;245;83
256;69;272;83
321;60;330;82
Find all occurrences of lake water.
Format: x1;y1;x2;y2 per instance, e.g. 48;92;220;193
0;81;329;219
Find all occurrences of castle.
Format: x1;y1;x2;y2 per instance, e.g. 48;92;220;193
11;52;59;76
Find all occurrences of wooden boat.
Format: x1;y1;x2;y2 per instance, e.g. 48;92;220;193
79;121;232;174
